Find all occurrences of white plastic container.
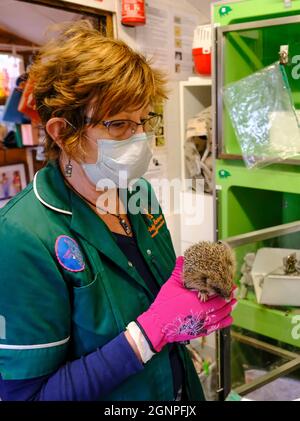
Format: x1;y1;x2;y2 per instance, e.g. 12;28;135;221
251;247;300;306
192;24;211;53
192;25;212;75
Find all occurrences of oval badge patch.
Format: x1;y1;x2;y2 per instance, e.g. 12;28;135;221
55;235;85;272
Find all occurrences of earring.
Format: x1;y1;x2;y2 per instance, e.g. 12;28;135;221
65;159;73;177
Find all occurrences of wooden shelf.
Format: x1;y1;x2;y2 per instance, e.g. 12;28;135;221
181;76;212;87
0;147;27;165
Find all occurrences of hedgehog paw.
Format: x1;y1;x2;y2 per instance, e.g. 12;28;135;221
198;292;208;302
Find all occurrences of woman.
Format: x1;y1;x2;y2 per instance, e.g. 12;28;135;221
0;21;236;401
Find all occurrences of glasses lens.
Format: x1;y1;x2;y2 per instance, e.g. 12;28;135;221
108;120;137;139
143;115;162;133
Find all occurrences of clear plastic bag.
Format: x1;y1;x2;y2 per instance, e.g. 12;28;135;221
223;62;300;168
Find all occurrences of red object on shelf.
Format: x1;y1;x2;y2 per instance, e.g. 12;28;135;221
192;48;211;76
18;78;41;124
121;0;146;26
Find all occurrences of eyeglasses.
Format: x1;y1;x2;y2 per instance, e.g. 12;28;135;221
84;112;162;140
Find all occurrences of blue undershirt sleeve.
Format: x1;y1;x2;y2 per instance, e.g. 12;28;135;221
0;332;144;401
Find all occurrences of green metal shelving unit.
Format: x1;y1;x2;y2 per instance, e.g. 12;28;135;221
213;0;300;399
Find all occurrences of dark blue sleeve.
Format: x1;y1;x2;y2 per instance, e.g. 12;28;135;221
0;332;143;401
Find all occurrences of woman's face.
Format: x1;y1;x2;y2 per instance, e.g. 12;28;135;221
83;106;151;164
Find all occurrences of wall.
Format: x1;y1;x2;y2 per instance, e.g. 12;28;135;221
114;0;208;49
61;0;208;48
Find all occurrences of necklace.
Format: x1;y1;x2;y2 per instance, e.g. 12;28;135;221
64;178;132;236
95;202;132;237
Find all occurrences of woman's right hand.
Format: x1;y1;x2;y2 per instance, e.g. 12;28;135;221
136;256;236;353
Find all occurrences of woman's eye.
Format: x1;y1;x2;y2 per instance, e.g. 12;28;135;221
110;121;127;129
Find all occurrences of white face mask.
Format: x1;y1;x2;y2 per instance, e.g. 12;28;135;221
81;132;153;187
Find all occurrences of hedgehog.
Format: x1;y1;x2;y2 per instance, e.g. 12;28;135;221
183;241;236;302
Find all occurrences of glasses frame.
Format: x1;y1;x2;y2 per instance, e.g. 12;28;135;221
84;111;162;138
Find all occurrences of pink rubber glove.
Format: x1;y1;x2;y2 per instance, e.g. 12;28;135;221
137;256;236;352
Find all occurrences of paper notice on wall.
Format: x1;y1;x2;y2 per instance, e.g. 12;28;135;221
136;0;198;80
136;2;170;73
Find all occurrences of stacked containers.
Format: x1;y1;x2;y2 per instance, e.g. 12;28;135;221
192;24;212;76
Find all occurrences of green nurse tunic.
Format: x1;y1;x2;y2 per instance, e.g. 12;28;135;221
0;160;205;401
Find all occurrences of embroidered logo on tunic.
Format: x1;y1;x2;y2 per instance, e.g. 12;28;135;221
55;235;85;272
143;208;165;238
